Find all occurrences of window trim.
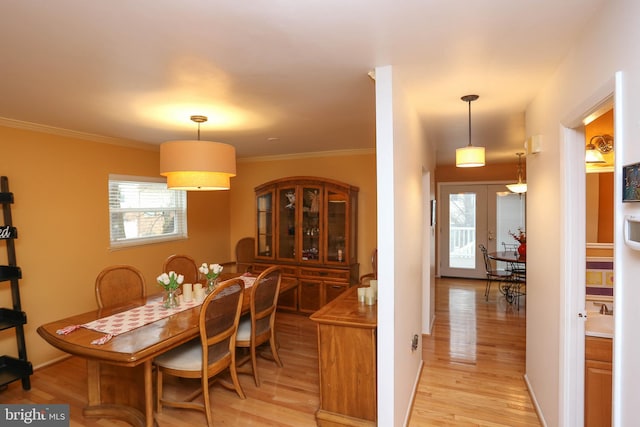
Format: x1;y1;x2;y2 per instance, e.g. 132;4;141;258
108;174;188;250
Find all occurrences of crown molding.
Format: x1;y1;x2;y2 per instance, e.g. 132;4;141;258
0;116;157;151
239;148;375;163
0;116;375;160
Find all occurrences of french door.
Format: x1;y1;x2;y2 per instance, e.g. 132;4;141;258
439;184;526;278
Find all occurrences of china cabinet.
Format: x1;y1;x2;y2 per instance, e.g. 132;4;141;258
253;177;358;313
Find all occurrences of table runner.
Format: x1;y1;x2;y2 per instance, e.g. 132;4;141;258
56;276;257;345
56;297;203;344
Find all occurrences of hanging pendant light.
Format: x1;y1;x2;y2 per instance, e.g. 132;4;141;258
506;152;527;193
456;94;485;167
160;115;236;191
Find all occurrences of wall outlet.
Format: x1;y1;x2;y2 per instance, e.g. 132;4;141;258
411;334;419;352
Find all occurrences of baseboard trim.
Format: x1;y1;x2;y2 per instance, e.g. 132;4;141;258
523;373;547;427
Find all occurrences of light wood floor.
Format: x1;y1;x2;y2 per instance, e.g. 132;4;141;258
2;278;539;426
409;277;540;426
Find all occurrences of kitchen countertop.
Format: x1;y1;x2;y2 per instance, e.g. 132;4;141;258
585;313;613;339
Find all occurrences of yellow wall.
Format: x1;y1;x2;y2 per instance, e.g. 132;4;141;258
0;125;377;367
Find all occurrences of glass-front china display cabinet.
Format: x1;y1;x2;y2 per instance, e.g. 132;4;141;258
254;177;358;313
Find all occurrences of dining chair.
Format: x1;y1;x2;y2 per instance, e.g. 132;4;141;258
163;254;200;284
95;265;146;309
502;241;526;280
220;237;255;274
154;278;246;427
479;245;512;302
358;248;378;284
235;265;283;387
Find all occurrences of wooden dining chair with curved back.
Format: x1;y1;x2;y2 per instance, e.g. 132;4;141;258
154;278;246;427
95;265;146;309
235;237;255;273
235;265;283;386
358;248;378;285
163;254;199;284
220;237;255;274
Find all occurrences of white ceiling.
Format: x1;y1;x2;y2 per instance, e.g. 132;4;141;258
0;0;606;165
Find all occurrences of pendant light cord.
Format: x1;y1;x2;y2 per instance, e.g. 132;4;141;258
468;99;472;147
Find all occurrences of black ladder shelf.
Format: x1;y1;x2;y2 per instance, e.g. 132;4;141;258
0;176;32;390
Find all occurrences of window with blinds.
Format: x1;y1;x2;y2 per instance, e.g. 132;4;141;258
108;175;187;248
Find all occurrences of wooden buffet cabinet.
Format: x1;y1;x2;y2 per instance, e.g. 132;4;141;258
252;177;359;314
310;286;377;426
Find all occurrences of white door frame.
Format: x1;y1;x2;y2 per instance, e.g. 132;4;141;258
559;76;616;425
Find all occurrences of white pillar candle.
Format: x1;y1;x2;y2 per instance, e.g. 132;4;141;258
182;283;193;302
365;287;376;305
194;287;206;303
357;287;366;303
193;283;203;292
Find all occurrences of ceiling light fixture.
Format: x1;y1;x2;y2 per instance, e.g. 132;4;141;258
160;115;236;191
506;152;527;193
585;134;613;164
456;94;485;167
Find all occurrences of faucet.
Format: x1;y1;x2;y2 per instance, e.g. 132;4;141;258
600;304;613;315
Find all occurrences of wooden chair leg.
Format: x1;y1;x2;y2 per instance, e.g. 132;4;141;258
251;345;259;387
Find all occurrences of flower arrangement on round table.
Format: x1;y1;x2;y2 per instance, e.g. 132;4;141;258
199;263;223;294
509;227;526;256
157;271;184;309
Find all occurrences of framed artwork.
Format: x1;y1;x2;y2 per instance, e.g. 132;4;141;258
623;162;640;202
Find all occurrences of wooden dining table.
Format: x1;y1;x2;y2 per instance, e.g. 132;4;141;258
37;275;296;427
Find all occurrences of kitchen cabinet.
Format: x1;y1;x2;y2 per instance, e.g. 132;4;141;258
253;177;358;313
585;336;612;427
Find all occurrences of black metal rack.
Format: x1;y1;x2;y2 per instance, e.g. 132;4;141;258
0;176;32;390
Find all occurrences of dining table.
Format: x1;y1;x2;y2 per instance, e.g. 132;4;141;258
487;250;526;264
36;274;296;427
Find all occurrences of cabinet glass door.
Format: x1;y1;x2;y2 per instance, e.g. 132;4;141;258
326;189;347;263
300;186;322;262
278;187;297;260
256;191;273;258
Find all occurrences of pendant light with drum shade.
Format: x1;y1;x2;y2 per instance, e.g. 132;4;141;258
456;94;485;167
160;115;236;191
506;152;527;193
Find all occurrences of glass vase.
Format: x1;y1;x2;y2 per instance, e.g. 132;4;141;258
163;289;179;309
206;277;219;294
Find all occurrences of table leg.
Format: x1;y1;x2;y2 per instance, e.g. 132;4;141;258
82;360;147;427
144;360;154;427
86;360;101;406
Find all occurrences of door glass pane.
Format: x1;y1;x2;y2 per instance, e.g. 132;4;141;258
278;187;296;260
256;192;272;257
301;187;321;260
448;193;476;269
496;193;526;253
327;190;347;263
